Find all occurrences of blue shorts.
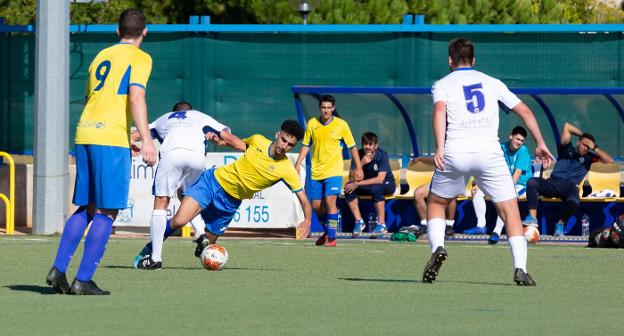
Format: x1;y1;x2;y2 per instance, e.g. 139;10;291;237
308;176;343;200
73;144;131;210
185;168;242;236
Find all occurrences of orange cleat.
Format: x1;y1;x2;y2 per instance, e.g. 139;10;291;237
323;239;336;247
315;232;328;246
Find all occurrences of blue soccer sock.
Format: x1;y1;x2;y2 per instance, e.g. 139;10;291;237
138;219;176;257
318;214;327;233
76;214;113;282
327;213;339;241
53;208;92;273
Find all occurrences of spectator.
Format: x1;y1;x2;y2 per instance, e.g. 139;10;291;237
522;122;613;236
345;132;395;238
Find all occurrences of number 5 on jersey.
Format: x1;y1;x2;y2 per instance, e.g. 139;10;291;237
463;83;485;113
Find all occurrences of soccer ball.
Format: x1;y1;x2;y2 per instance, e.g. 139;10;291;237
523;226;539;243
200;244;229;270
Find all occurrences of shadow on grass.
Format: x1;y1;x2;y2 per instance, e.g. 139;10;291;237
340;277;514;286
103;265;282;271
4;285;59;295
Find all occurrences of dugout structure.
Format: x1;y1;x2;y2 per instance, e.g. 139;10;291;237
292;86;624;236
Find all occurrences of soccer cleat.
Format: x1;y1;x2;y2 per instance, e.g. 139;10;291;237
422;246;448;283
133;244;153;268
488;232;500;245
554;222;565;237
69;279;111;295
45;266;71;294
352;221;366;238
324;239;336;247
513;268;537;286
463;226;486;235
136;256;162;270
444;226;455;238
194;235;210;258
315;232;328;246
522;215;538;227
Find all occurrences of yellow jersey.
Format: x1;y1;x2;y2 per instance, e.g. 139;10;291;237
214;135;303;200
302;116;356;180
75;43;152;147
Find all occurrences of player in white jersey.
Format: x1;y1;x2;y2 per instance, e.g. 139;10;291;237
133;101;246;270
421;38;554;286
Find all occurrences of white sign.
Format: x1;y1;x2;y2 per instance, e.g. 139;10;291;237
114;153;306;230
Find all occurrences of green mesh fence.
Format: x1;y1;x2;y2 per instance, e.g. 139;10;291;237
1;31;623;157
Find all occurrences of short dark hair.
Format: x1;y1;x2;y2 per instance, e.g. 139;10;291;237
319;95;335;107
172;101;192;111
281;120;304;141
448;38;474;66
511;126;527;138
580;133;595;143
119;9;146;39
361;132;378;145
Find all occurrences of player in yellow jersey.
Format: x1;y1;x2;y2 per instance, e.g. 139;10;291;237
46;9;156;296
294;95;363;247
134;120;313;260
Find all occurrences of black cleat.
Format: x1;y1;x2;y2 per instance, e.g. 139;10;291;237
194;235;209;258
136;256;162;270
422;246;448;283
514;268;537;286
45;266;71;294
70;279;111;295
445;226;455;238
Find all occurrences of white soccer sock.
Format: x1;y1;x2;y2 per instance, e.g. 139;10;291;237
445;219;454;227
472;189;487;228
493;216;505;235
190;214;205;240
508;235;527;272
150;209;168;262
420;219;427;225
427;218;446;253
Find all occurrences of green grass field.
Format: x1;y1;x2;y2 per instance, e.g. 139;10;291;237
1;236;622;336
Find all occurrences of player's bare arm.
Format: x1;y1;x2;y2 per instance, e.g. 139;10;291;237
511;102;554;167
432;101;447;171
294;189;312;239
129;85;156;166
560;122;582;146
208;130;247;152
350;146;364;181
294;145;310;177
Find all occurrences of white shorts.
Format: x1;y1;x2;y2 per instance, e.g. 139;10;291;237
431;151;517;203
153;148;205;197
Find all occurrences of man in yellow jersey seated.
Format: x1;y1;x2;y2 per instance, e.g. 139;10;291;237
134;120;313;260
295;95;363;247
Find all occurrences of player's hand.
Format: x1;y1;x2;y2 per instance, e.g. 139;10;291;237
354;168;364;181
343;181;358;194
294;164;302;177
295;220;310;240
141;139;157;166
535;143;555;168
362;153;373;165
433;149;445;171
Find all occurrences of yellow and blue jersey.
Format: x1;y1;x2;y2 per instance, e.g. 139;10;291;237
214;135;303;200
75;43;152;148
302;116;356;180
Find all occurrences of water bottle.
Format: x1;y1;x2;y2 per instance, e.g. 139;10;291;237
337;213;342;233
581;214;590;237
367;213;378;229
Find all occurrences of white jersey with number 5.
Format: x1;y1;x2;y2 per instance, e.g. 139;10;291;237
149;109;230;157
431;68;520;153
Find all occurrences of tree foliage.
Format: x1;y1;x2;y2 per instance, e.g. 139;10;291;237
0;0;621;25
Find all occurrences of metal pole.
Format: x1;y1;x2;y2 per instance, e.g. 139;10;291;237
33;0;69;234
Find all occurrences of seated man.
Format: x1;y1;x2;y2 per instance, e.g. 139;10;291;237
522;122;613;236
463;126;533;244
345;132;395;237
413;181;457;237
